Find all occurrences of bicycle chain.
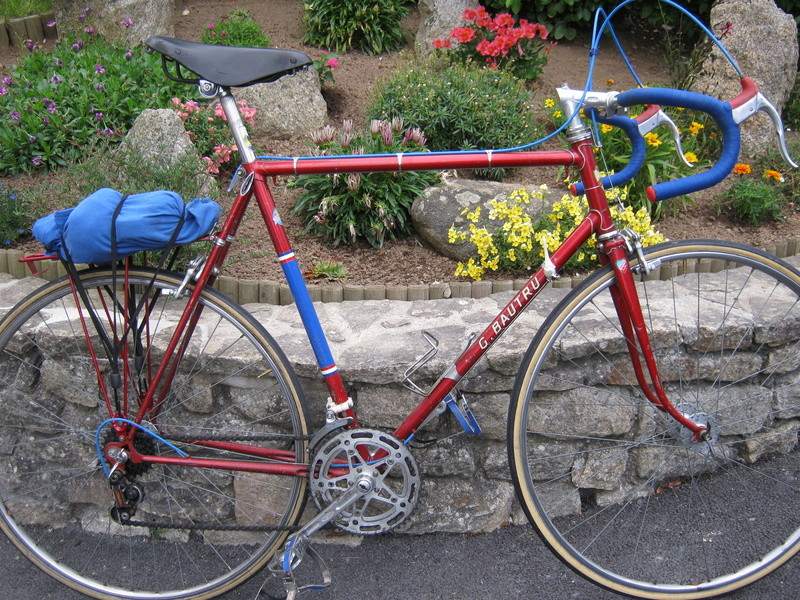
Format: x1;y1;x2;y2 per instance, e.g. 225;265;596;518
163;431;314;442
121;518;300;533
111;431;311;533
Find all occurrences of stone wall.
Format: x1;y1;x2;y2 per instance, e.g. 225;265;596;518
1;257;799;535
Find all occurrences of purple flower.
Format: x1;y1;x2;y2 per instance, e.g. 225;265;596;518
95;83;104;91
121;18;134;27
25;41;38;51
94;63;105;74
50;75;62;84
95;111;104;120
0;86;7;97
47;105;57;115
124;51;133;60
10;111;20;120
46;20;56;28
55;58;63;67
32;155;43;166
102;127;114;136
28;135;37;143
85;26;95;35
2;76;12;86
41;117;51;125
78;14;86;23
72;41;84;52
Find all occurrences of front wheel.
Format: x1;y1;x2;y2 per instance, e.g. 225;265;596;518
509;240;800;598
0;268;310;600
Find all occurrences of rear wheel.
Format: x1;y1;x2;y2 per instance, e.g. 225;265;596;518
0;268;309;599
509;240;800;598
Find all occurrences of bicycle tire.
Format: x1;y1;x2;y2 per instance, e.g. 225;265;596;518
0;267;310;600
508;239;800;599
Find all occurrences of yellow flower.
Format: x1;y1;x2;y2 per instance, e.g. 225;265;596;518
544;98;555;108
733;163;751;175
764;169;785;182
552;110;563;119
644;132;662;147
688;121;704;136
600;124;614;134
605;78;616;86
683;151;698;163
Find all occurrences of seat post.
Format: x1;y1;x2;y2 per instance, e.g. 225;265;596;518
215;86;257;164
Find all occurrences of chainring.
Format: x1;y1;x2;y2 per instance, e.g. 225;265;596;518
309;428;420;535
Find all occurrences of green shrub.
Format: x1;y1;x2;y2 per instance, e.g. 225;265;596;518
483;0;603;40
721;178;785;225
290;119;440;248
0;24;183;176
483;0;800;41
22;141;218;218
199;10;271;47
0;183;31;247
369;61;538;180
303;0;409;54
0;0;51;19
784;73;800;130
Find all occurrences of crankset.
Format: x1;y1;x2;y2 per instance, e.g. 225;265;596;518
309;427;420;535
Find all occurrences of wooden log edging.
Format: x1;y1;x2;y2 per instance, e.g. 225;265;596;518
2;237;799;305
1;11;57;51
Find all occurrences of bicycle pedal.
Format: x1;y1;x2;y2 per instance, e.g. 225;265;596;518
445;392;482;435
260;540;331;600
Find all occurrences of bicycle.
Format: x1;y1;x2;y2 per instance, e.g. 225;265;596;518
2;1;800;599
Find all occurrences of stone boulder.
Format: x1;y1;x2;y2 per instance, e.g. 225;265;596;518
53;0;175;45
691;0;798;158
415;0;472;56
234;68;327;140
412;178;560;262
121;109;216;196
123;109;196;166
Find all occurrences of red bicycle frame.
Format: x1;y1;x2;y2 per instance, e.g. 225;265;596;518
76;92;702;478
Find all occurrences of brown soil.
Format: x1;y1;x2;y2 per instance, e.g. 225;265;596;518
3;0;799;286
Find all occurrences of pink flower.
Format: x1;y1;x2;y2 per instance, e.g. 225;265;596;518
202;157;219;174
121;18;134;27
326;57;339;68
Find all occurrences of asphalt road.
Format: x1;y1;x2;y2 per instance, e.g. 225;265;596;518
3;524;799;600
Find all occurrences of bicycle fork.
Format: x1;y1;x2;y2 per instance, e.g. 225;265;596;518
601;232;709;441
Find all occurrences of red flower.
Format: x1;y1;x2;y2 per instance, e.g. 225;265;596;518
451;26;476;44
492;13;515;31
433;37;452;48
474;6;491;28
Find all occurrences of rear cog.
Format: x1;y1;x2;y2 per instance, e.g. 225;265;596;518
309;428;420;535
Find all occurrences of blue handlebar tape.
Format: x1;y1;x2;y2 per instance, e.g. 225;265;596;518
573;111;646;196
616;88;740;201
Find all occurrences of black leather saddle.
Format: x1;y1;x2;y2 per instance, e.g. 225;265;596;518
145;36;313;87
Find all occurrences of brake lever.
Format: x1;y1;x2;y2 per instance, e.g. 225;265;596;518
730;78;798;168
636;105;694;167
